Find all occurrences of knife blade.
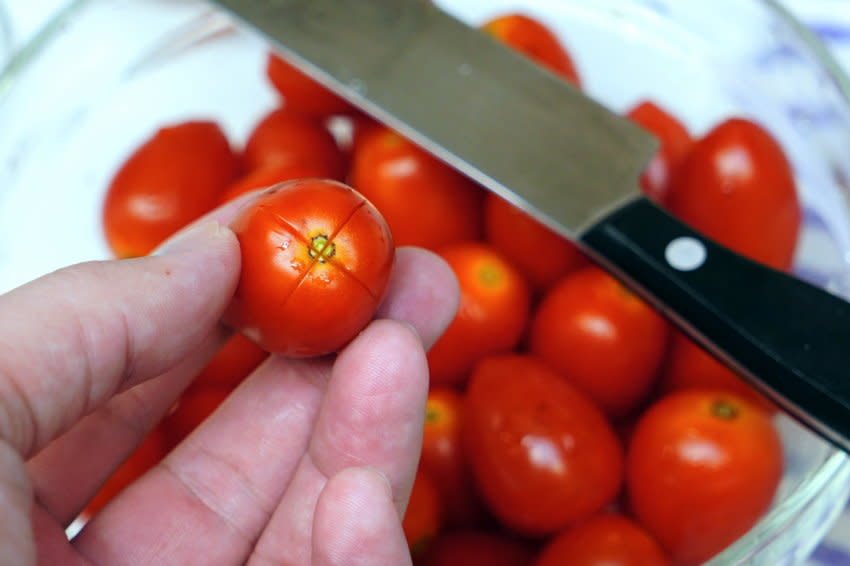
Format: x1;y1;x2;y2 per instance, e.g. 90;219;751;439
211;0;850;453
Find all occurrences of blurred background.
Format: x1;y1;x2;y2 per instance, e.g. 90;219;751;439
2;1;850;564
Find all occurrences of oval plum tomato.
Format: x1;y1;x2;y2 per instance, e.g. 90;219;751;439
666;118;801;271
349;127;484;250
220;162;337;203
626;101;692;203
162;386;231;449
627;391;783;565
536;514;670;566
242;107;345;178
403;469;443;558
266;52;354;117
482;13;581;86
194;333;268;390
421;388;483;527
423;531;534;566
427;244;530;386
224;179;394;356
84;427;166;516
464;355;624;536
660;331;774;413
484;193;587;291
530;266;669;418
103;121;239;257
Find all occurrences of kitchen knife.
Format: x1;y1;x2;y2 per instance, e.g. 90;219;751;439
210;0;850;452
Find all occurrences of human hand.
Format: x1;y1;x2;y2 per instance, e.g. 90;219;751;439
0;195;458;566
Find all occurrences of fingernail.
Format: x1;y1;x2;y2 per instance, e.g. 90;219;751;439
154;221;225;255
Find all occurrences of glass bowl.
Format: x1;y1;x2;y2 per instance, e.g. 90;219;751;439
2;0;850;563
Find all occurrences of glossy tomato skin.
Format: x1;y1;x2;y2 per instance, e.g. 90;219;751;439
660;331;774;413
194;333;268;390
666;118;801;271
242;108;345;179
224;180;394;357
482;13;581;86
103;121;239;257
350;127;484;250
423;531;534;566
428;244;530;386
535;514;670;566
221;162;343;203
464;355;624;536
484;193;587;292
403;469;443;558
163;386;231;449
421;389;484;527
530;266;669;418
84;427;167;516
627;391;783;565
266;52;354;117
626;101;692;203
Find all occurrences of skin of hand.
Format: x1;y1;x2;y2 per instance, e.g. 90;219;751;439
0;192;459;566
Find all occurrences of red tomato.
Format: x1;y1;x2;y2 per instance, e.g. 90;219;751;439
536;514;669;566
404;469;443;558
84;427;166;516
163;386;231;449
266;52;354;117
421;389;483;527
660;332;774;413
349;112;383;155
626;101;692;203
103;121;239;258
666;118;801;271
482;13;581;86
221;162;343;203
423;531;534;566
484;193;588;291
627;391;783;565
530;266;670;418
428;244;530;386
242;108;345;179
464;355;624;536
194;333;268;390
224;180;394;356
349;127;484;250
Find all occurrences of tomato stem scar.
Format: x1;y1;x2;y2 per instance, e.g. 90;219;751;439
711;399;740;420
309;234;336;263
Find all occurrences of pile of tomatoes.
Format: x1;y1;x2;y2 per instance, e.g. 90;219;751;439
93;10;803;566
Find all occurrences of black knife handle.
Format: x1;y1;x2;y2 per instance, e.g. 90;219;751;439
581;196;850;451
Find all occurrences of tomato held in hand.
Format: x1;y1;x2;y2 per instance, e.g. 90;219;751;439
536;514;669;566
163;386;231;449
627;391;783;565
103;121;239;257
666;118;801;271
403;469;443;558
242;108;345;179
484;193;587;292
626;101;692;203
194;333;268;390
464;355;624;536
224;180;394;356
350;127;484;250
421;388;483;527
482;13;582;86
423;531;534;566
84;427;167;516
428;244;530;386
660;331;774;413
221;162;340;203
530;266;669;418
266;52;354;117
